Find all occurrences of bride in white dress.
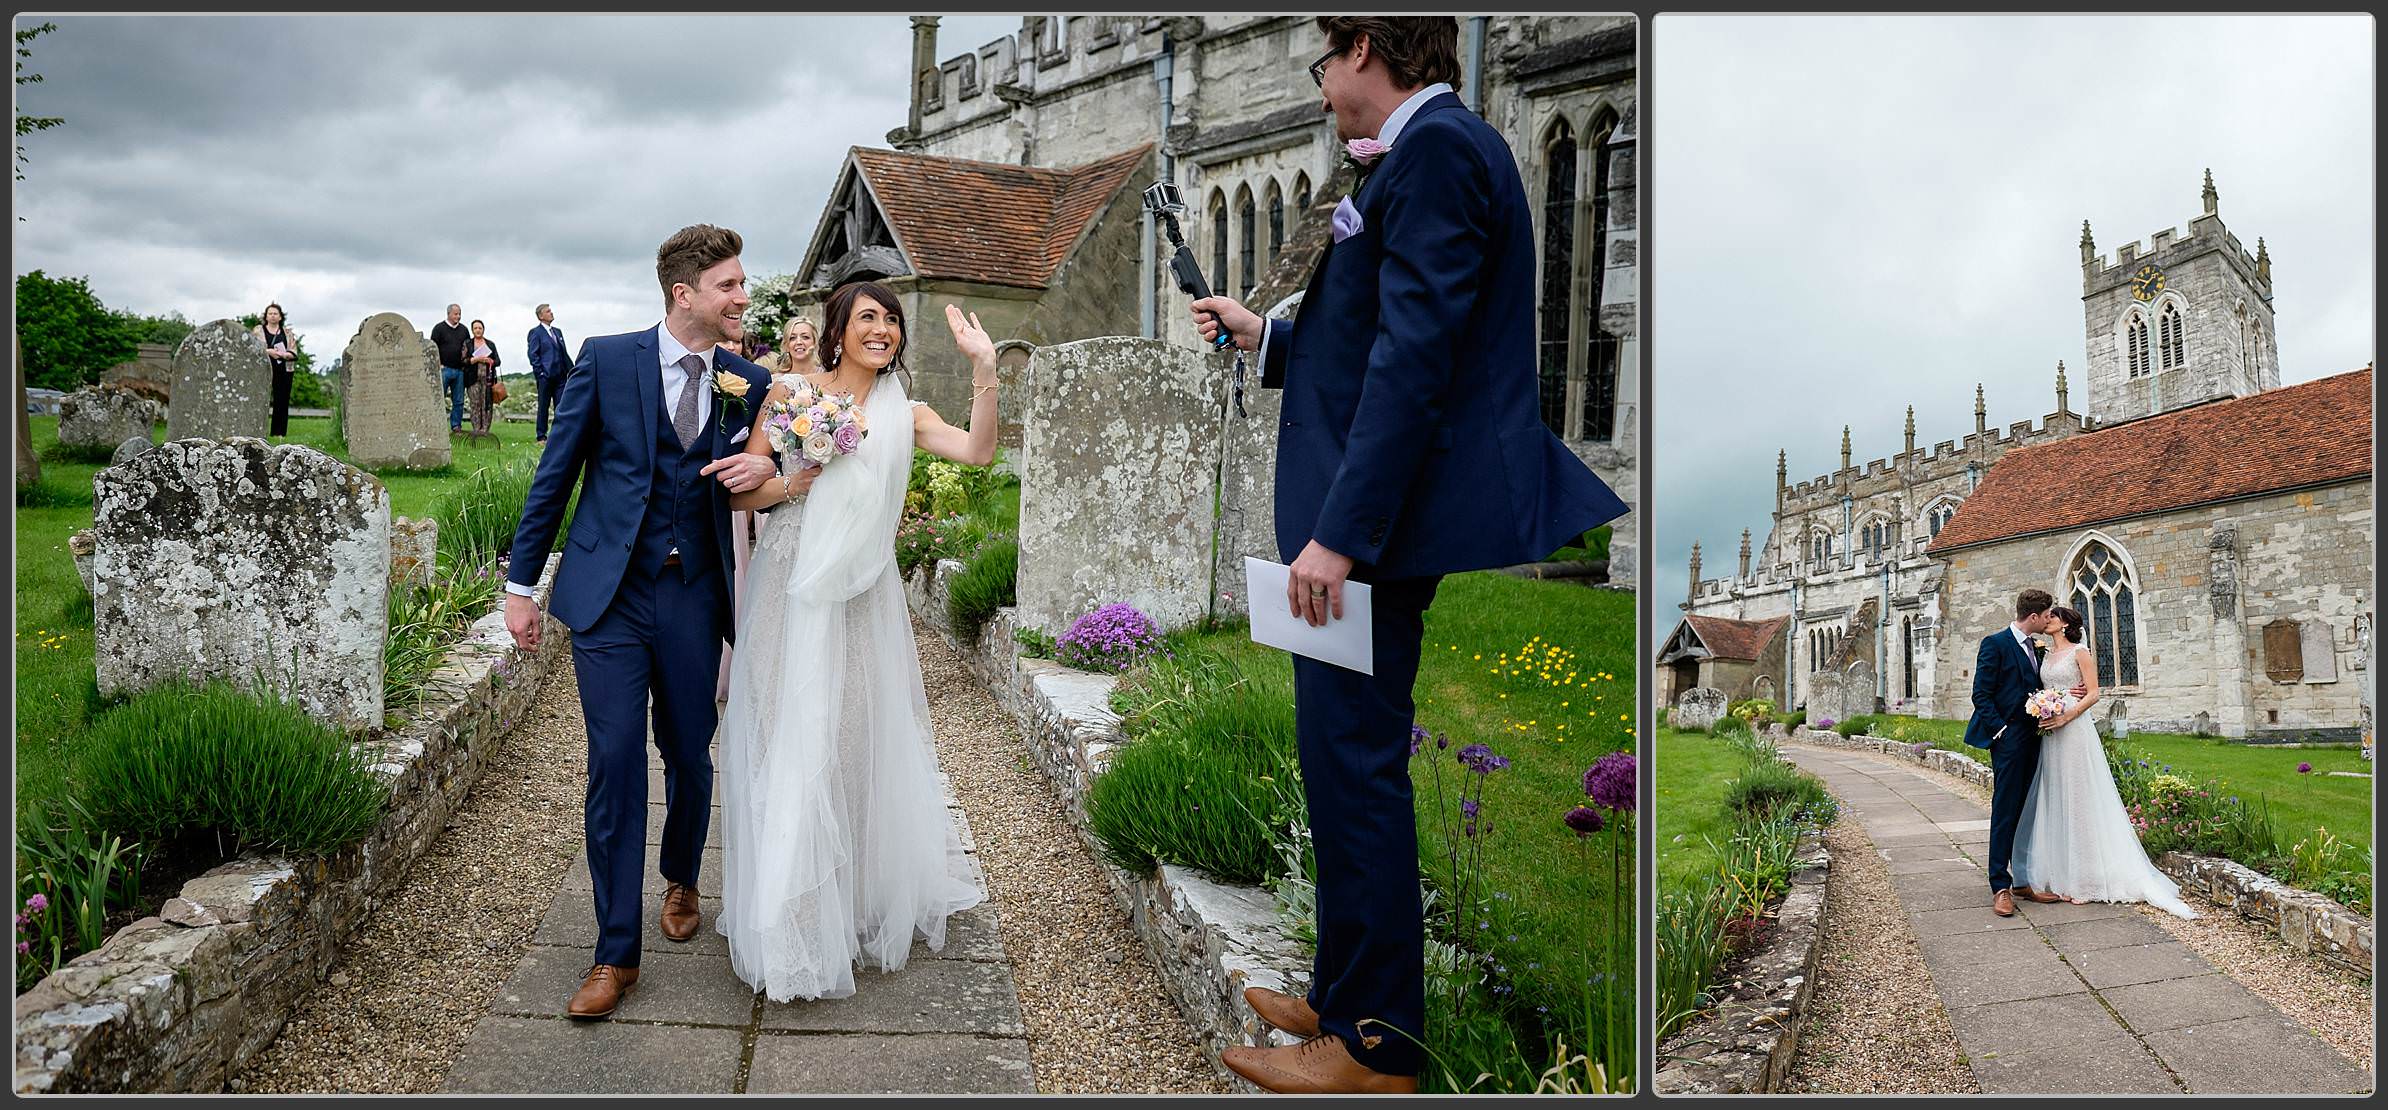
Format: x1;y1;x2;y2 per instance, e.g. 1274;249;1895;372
715;283;997;1000
2011;604;2196;919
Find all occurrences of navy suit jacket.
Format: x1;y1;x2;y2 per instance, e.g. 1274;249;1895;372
527;323;572;382
1258;91;1625;579
506;326;770;636
1963;629;2044;749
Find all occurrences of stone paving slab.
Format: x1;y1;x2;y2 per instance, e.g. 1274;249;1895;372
758;958;1026;1037
746;1032;1035;1094
533;885;734;956
1783;743;2369;1094
492;946;756;1028
443;1017;745;1093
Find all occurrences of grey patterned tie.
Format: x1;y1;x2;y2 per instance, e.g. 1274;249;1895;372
672;353;705;449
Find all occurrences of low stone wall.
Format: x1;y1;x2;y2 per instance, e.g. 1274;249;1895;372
904;559;1308;1078
1652;823;1831;1093
1772;725;2373;975
13;555;570;1094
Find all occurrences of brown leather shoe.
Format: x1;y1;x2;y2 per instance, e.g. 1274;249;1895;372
1992;888;2017;917
1243;986;1322;1039
1221;1033;1416;1094
659;882;701;942
2013;885;2062;904
566;964;639;1020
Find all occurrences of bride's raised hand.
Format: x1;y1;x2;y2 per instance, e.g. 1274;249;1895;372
945;303;995;367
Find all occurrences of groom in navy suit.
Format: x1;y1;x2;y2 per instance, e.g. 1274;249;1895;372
1194;16;1627;1094
1965;588;2075;917
502;225;793;1019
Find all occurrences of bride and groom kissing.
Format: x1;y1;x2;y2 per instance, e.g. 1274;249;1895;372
1969;589;2195;920
498;16;1624;1096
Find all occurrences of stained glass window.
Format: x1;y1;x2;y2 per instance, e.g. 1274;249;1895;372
1539;123;1576;437
2068;540;2140;685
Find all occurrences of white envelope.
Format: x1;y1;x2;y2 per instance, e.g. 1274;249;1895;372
1244;557;1374;675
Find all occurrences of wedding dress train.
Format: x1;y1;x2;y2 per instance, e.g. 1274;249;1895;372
2011;644;2196;919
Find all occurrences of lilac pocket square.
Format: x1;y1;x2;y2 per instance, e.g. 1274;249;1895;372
729;427;750;444
1331;196;1364;243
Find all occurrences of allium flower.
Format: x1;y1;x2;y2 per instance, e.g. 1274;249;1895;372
1563;806;1604;836
1582;750;1636;812
1456;743;1510;775
2297;762;2313;774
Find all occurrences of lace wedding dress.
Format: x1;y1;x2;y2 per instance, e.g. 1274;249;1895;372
2011;645;2196;919
715;374;985;1001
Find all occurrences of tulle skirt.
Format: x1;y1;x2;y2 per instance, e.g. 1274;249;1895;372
2012;717;2196;919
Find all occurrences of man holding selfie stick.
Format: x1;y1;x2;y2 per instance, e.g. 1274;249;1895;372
1191;15;1625;1096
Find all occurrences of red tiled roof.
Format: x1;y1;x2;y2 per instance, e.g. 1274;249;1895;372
850;144;1151;290
1928;368;2374;552
1683;614;1787;662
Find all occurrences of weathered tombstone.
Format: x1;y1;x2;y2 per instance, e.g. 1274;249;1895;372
1674;686;1728;732
91;439;390;730
167;320;271;442
67;529;96;599
1016;336;1223;635
111;436;154;466
1843;659;1878;718
1806;672;1844;725
102;342;175;402
339;313;451;469
390;515;437;592
57;384;163;452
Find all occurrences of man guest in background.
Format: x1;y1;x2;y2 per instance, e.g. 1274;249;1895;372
430;303;470;433
1191;15;1626;1095
527;303;571;443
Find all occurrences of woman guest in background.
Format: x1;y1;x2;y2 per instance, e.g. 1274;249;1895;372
769;317;821;386
466;319;501;439
252;303;297;436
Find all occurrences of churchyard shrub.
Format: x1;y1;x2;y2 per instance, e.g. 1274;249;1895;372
944;535;1018;642
1832;715;1875;737
2107;747;2367;912
1707;714;1753;739
73;682;388;859
1090;641;1298;883
1728;697;1774;724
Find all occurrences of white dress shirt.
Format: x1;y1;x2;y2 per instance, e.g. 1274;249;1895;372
1253;81;1455;366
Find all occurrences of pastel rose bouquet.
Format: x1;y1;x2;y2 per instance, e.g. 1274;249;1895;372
2025;688;2073;724
762;381;867;468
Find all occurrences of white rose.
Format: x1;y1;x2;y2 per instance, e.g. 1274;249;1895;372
803;430;834;462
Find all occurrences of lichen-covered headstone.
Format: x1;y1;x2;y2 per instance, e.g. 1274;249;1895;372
167;321;270;442
390;515;437;592
340;313;450;470
58;385;163;452
1674;686;1728;732
91;439;390;730
111;436;155;466
1210;299;1292;617
1017;336;1224;635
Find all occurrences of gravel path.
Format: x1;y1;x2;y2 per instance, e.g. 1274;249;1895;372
1782;813;1979;1094
237;654;589;1094
917;624;1229;1094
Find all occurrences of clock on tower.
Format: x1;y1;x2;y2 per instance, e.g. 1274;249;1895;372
2129;264;2167;303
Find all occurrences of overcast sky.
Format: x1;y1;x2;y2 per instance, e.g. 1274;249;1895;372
1652;14;2373;608
10;14;1022;371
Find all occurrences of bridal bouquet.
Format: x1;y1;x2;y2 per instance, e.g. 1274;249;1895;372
762;383;867;468
2025;689;2073;724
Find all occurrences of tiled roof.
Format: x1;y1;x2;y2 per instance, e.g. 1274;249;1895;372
1928;368;2373;552
849;144;1151;290
1683;614;1786;662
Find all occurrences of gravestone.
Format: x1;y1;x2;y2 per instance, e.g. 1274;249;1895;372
1842;659;1877;719
1674;686;1728;732
340;313;451;470
167;320;271;442
57;385;163;452
112;436;155;466
1805;672;1845;726
91;439;390;731
390;516;437;592
1016;336;1223;636
102;342;176;402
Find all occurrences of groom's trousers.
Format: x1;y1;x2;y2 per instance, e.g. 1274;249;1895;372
1291;574;1440;1079
1985;726;2043;894
572;559;724;968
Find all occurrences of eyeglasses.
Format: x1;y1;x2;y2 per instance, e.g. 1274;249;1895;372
1308;46;1345;88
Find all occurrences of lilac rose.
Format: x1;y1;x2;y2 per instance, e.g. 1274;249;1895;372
832;421;862;455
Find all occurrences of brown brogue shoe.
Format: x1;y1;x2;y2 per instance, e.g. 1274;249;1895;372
566;964;639;1020
1243;986;1323;1039
2014;885;2062;904
1221;1034;1416;1095
660;882;701;942
1992;888;2017;917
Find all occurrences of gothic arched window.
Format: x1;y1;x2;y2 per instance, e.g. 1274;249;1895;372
1537;120;1576;436
1581;108;1622;444
2126;310;2150;378
1293;173;1311;218
1266;181;1285;264
1927;499;1959;538
1237;186;1257;299
1209;190;1228;303
2158;301;2185;371
1859;517;1895;561
2067;538;2141;686
2236;301;2251;375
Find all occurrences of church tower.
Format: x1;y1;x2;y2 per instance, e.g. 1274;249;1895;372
2079;170;2278;427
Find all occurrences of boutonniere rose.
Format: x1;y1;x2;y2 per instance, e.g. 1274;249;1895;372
1344;137;1389;168
714;369;750;419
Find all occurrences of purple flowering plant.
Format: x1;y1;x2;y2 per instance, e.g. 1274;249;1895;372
1056;603;1172;674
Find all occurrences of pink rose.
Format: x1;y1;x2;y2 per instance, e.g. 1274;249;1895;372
832;422;862;455
1345;137;1389;165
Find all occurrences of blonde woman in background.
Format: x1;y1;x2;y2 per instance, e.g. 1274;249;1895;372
766;317;820;385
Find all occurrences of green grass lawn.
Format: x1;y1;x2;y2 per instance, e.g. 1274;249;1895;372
14;414;543;817
1841;714;2371;851
1653;725;1742;893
